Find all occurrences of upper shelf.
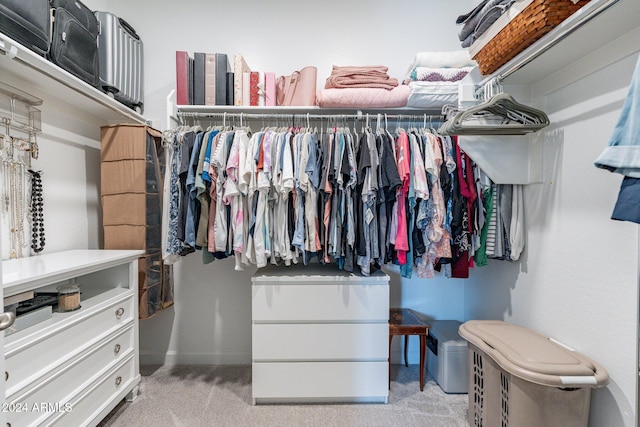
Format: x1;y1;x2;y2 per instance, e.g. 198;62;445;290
478;0;638;87
0;33;148;126
175;105;443;116
169;93;443;128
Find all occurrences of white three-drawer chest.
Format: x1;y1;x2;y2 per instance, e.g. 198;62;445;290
251;264;390;404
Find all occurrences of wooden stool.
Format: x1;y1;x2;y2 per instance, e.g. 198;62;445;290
389;308;429;391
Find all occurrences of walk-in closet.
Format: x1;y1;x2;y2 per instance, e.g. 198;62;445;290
0;0;639;426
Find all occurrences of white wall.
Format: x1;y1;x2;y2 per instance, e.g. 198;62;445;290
82;0;477;366
0;73;103;259
15;0;638;425
89;0;478;130
463;32;640;427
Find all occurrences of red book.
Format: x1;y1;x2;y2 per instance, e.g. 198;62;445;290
250;71;259;106
176;51;190;105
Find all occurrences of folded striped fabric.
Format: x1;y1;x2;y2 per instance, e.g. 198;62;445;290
410;66;475;82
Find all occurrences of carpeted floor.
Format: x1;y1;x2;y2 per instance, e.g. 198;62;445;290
99;364;468;427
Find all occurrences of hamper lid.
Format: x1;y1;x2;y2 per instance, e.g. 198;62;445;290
459;320;609;388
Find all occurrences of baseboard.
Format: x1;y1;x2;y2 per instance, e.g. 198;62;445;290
140;350;422;367
140;351;252;366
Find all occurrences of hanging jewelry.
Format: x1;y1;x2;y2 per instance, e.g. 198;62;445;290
28;169;45;253
30;134;39;160
0;85;43;259
2;158;9;214
7;160;26;258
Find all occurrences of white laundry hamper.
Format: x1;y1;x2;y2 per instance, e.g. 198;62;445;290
458;320;609;427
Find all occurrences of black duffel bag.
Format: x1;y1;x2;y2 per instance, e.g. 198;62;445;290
49;0;99;87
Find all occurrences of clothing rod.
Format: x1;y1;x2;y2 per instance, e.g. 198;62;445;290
176;111;445;121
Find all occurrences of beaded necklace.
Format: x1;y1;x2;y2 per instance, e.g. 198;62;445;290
28;169;44;253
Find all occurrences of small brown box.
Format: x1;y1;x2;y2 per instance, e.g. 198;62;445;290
101;193;146;226
100;159;148;195
103;224;147;250
100;123;162;161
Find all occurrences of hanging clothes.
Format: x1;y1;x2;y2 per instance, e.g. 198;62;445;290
161;130;182;265
164;116;524;278
595;54;640;225
594;54;640;177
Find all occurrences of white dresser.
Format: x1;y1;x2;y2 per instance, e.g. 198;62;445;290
2;249;142;427
251;264;390;404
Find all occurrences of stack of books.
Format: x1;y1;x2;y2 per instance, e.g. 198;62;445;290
176;52;277;107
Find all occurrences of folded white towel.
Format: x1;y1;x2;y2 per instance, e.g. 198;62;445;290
406;51;476;80
409;51;476;69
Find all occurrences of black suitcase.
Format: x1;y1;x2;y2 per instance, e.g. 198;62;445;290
0;0;50;56
49;0;99;87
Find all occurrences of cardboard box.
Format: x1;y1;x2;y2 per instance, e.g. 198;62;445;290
101;193;146;226
101;159;148;195
104;224;161;251
100;123;162;161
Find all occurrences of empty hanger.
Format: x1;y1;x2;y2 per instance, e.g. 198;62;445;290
438;92;549;136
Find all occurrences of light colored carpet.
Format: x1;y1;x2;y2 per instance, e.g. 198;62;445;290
99;364;469;427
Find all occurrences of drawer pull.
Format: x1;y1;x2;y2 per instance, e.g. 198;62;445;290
4;371;7;382
115;376;122;387
115;307;125;319
114;344;121;355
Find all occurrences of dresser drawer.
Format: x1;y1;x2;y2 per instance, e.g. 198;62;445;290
252;284;389;322
46;354;136;427
5;292;134;398
253;323;388;361
252;361;388;403
6;325;134;427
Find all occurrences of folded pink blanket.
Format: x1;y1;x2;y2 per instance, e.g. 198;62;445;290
316;85;410;108
325;65;399;90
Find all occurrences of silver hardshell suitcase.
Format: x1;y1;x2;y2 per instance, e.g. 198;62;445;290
95;11;143;113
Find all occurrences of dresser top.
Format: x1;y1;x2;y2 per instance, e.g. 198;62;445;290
3;249;143;295
251;263;389;283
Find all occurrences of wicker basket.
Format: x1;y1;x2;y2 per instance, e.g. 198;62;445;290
472;0;590;75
